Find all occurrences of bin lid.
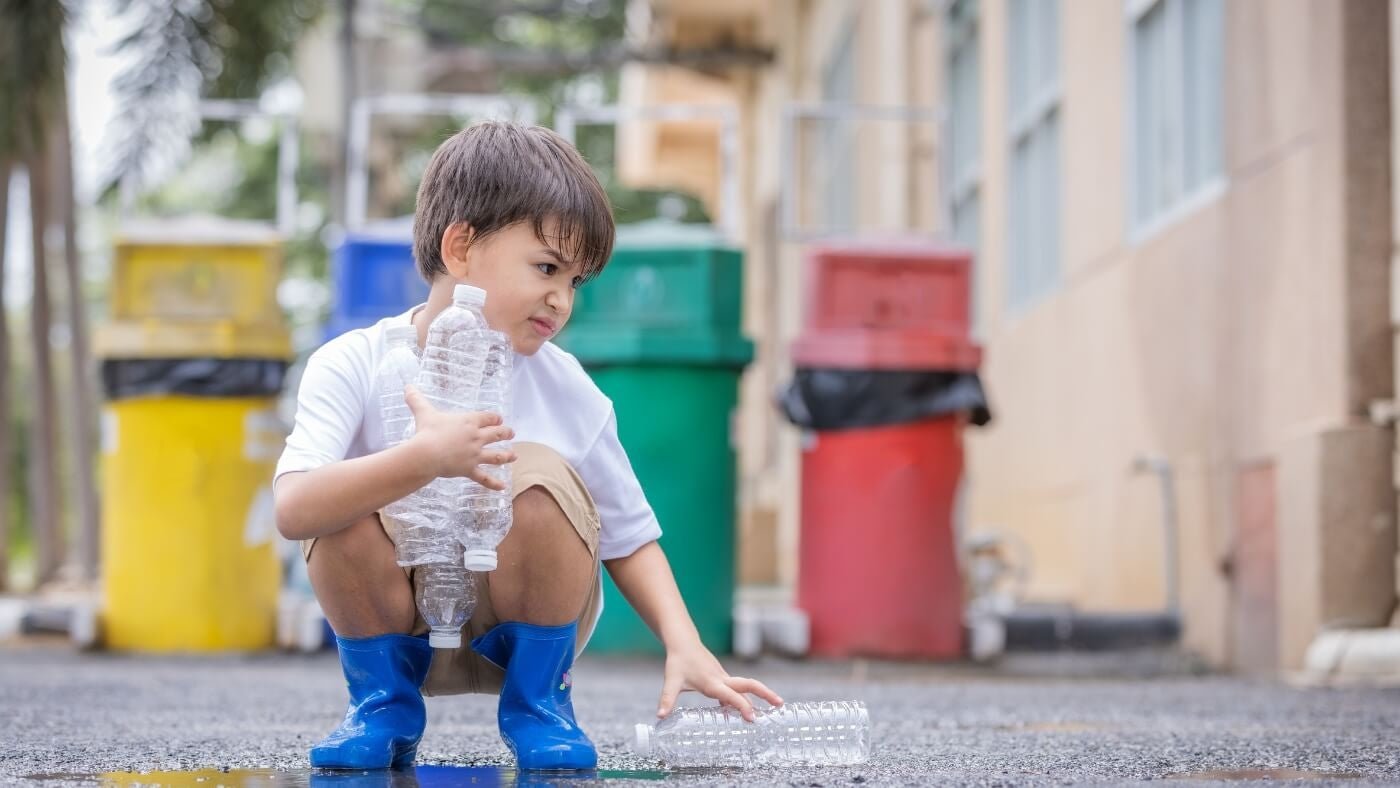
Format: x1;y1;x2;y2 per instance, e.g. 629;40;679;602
116;215;283;247
560;220;752;367
560;325;754;367
613;219;731;250
95;319;293;360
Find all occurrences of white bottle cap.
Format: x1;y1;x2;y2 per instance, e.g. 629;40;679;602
464;549;498;572
385;324;417;344
429;631;462;649
452;283;487;307
633;723;651;755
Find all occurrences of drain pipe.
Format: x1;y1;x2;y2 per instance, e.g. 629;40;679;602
1000;455;1183;651
1132;454;1182;616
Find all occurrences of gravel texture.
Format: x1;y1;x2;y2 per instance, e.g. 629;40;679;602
3;640;1399;786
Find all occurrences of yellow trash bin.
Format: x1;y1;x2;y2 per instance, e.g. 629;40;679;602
100;395;285;651
96;219;291;652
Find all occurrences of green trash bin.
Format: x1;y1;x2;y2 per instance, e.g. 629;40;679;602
559;221;753;654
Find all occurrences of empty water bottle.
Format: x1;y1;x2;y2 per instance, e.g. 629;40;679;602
632;701;870;767
378;325;422;564
415;559;474;649
461;329;514;571
376;324;421;448
395;284;494;567
416;284;492;415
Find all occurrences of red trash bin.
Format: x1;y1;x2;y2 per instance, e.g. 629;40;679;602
790;241;984;660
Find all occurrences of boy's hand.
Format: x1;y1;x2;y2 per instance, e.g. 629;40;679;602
658;640;783;723
404;384;516;489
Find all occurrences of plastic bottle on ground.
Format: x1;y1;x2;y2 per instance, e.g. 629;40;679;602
632;701;871;767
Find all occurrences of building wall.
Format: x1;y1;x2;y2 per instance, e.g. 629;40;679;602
626;0;1395;669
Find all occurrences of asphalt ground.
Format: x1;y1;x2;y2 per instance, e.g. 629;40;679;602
3;641;1398;786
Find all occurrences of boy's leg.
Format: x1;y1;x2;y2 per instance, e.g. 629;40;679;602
460;443;602;771
307;513;416;636
304;514;433;769
484;486;595;625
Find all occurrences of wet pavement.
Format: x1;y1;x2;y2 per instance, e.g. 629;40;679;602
3;641;1399;786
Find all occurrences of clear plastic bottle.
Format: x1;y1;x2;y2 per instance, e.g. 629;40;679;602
376;324;421;448
632;701;871;767
460;329;514;571
395;284;493;567
377;325;422;565
415;558;474;649
416;284;491;415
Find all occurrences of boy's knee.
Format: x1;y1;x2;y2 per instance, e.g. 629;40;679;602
314;514;391;561
512;486;568;531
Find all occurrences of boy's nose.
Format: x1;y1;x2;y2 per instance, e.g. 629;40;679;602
546;288;573;317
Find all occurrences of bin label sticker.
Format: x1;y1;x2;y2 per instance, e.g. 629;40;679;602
101;411;118;455
624;266;665;312
244;409;287;461
244;484;276;547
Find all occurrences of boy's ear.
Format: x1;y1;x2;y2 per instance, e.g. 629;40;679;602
441;222;475;279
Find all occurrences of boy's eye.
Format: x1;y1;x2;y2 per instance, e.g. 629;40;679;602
571;276;583;290
536;262;558;276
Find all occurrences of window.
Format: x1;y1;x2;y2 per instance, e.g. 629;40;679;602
822;25;858;232
1007;0;1061;311
1129;0;1224;231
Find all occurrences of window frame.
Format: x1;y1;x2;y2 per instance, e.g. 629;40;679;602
1125;0;1227;242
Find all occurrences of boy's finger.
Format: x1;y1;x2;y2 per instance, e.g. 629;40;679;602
479;450;516;466
728;677;783;707
714;683;755;722
469;469;507;491
475;411;503;427
657;677;684;718
484;426;515;444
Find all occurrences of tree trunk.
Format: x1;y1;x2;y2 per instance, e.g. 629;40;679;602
50;77;99;583
27;155;61;587
0;161;11;592
335;0;358;225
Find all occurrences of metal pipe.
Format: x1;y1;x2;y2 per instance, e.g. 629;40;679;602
345;93;536;230
554;104;744;244
777;102;946;242
1132;454;1182;615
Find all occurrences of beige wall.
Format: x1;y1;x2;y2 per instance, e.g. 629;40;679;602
625;0;1395;670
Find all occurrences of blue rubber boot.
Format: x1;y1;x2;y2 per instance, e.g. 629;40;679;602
310;633;434;769
472;621;597;770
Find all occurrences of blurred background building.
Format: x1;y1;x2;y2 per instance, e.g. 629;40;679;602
3;0;1398;677
616;0;1395;672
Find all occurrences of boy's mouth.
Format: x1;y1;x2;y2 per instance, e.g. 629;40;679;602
529;317;557;338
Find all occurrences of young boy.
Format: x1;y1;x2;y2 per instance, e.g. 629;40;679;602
273;121;781;771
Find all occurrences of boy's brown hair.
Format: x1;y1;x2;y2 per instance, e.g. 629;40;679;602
412;121;615;284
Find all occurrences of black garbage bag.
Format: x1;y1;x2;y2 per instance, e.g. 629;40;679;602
779;368;992;431
101;358;289;400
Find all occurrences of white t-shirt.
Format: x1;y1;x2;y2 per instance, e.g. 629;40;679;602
274;308;663;634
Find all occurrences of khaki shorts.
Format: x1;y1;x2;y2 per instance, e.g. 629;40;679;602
302;442;603;696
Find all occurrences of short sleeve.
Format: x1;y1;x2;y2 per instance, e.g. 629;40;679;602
273;338;370;486
581;410;663;561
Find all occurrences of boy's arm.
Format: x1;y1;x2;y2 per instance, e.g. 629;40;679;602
274;441;436;541
605;541;783;722
275;386;514;541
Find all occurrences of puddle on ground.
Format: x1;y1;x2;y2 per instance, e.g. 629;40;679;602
1166;768;1362;781
27;766;672;788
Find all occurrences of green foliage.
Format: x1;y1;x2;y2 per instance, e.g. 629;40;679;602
104;0;325;192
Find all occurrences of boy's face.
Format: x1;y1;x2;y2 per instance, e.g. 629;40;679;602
445;220;582;356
